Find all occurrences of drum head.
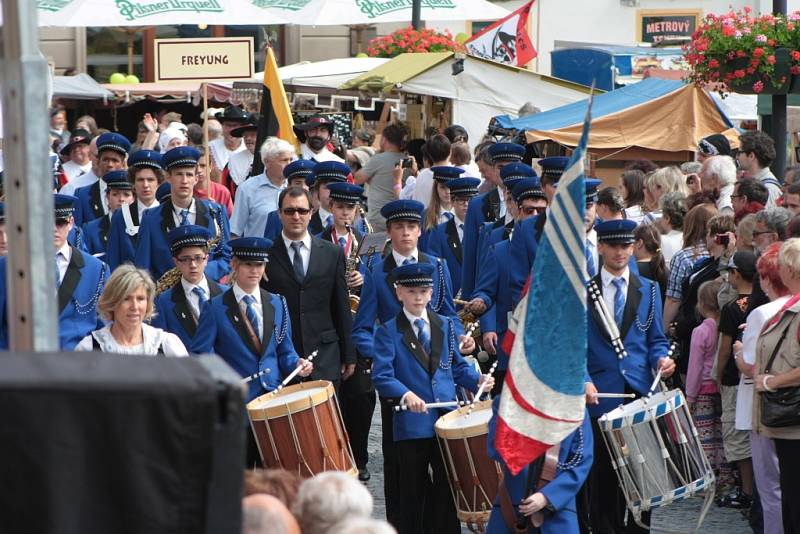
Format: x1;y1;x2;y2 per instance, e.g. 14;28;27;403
247;380;334;419
435;399;493;439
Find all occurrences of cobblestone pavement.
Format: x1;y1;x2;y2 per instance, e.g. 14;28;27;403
363;408;751;533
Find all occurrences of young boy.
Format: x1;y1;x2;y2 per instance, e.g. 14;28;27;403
82;170;135;259
152;225;228;350
373;262;493;534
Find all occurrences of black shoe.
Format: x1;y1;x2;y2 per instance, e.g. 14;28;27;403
717;489;752;509
358;467;371;482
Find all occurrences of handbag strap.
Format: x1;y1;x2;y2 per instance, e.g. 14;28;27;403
764;321;792;374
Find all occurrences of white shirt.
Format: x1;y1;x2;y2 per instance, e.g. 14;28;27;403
454;215;465;242
227;149;254;185
318;206;333;228
717;183;735;214
586;228;598;273
497;186;507;218
138;198;159;214
56;243;72;285
62;159;92;181
735;296;790;430
209;137;245;170
601;266;630;318
181;276;211;320
233;282;263;340
661;230;683;267
412;167;437;207
282;231;312;276
400;307;431;405
60;170;97;196
75;323;188;356
300;143;344;163
172;199;196;227
623;204;645;225
392;248;419;267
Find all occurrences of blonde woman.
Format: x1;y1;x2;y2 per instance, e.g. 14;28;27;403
643;166;690;224
76;265;188;356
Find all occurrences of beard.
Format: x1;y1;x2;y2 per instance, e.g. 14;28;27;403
307;136;328;151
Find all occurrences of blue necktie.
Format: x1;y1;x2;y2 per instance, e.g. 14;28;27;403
338;236;347;249
586;239;596;277
179;209;190;226
242;294;261;341
444;212;454;221
291;241;305;282
414;318;431;355
192;286;207;303
55;254;62;288
326;215;333;228
402;257;416;266
612;277;625;327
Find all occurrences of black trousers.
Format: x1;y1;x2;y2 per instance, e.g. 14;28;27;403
586;417;650;534
394;437;461;534
341;389;376;469
774;438;800;534
380;398;400;529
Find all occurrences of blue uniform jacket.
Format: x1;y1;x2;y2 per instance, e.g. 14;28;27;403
586;271;669;417
191;288;299;401
67;226;90;254
73;181;105;226
461;188;502;300
373;310;480;441
352;251;461;361
81;214;112;258
151;279;227;350
135;198;231;282
106;202;148;270
474;240;514;370
0;247;109;350
425;218;464;297
487;396;593;534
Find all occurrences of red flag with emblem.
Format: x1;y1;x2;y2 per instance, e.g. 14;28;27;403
465;0;537;67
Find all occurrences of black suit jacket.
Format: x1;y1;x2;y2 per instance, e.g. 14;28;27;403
262;236;355;382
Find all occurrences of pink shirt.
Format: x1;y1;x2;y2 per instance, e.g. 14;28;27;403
686;317;720;402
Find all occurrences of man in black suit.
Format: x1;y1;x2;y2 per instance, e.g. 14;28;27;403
262;186;355;389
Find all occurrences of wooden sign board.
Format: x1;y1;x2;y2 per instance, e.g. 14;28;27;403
154;37;254;82
636;9;702;44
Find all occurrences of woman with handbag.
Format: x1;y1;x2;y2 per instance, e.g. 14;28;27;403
754;238;800;534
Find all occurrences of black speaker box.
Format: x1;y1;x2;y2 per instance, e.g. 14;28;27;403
0;352;245;534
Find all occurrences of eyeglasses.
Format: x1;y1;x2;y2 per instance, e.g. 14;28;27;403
282;207;312;216
520;206;546;216
55;218;71;227
175;254;208;265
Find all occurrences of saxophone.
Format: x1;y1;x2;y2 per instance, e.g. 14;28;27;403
156;205;223;294
345;223;362;315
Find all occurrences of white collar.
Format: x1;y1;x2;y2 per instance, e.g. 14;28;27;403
403;307;430;326
392;248;419;266
138;198;159;213
233;282;261;305
586;228;597;245
57;242;72;260
601;266;630;288
181;276;210;296
282;231;311;251
454;214;465;227
318;206;333;223
173;198;196;215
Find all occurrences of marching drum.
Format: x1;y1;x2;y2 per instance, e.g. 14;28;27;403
247;380;357;478
435;400;501;532
598;389;715;531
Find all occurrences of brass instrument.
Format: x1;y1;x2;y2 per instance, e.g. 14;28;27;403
454;297;482;339
156;206;223;294
345;223;362;314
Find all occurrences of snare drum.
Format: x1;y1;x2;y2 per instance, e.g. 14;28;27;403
435;400;501;531
247;380;357;478
599;389;715;529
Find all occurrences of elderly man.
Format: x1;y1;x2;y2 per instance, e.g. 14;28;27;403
60;136;99;196
60;129;93;182
209;105;250;170
243;494;300;534
700;155;736;215
291;472;373;534
229;137;293;237
754;207;792;254
737;131;781;207
220;114;258;200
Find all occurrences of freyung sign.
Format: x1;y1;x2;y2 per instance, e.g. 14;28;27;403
355;0;455;19
115;0;224;21
252;0;311;11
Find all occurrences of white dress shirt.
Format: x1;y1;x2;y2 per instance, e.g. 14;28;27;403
601;266;630;318
400;307;431;405
138;198;159;213
181;276;211;320
318;206;334;228
62;160;92;181
392;248;419;267
56;243;72;285
233;282;263;340
172;199;196;227
454;215;466;242
60;170;97;195
282;231;312;275
497;186;507;218
586;228;598;273
300;143;344;163
209;137;245;170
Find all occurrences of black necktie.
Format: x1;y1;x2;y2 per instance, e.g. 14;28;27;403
291;241;305;282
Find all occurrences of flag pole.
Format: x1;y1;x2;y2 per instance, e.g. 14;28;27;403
203;82;211;191
411;0;421;29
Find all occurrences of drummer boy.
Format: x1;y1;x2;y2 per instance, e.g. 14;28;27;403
373;262;494;534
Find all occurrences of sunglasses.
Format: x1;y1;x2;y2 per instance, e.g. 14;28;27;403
55;218;71;227
282;207;312;216
520;206;546;216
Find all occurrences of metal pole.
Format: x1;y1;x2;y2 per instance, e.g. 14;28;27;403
1;1;60;351
411;0;422;30
773;0;788;181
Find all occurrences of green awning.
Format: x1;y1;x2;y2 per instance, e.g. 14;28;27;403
339;52;453;95
757;94;800;115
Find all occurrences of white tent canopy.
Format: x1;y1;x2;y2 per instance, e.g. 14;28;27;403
397;55;592;144
53;73;115;101
271;57;389;89
283;0;507;26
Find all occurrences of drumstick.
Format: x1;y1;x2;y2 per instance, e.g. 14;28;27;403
647;343;676;398
587;281;627;359
394;400;470;412
464;360;499;418
595;393;636;399
242;368;271;384
458;322;478;351
268;350;318;396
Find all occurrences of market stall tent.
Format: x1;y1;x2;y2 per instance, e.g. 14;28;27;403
341;52;591;145
53;74;115;102
494;78;738;178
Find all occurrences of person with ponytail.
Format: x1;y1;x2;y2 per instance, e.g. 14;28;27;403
634;223;668;303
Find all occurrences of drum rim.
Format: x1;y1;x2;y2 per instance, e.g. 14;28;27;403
247;380;335;419
434;399;493;438
598;389;683;430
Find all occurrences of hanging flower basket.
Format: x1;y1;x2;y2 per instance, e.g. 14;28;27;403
367;27;464;58
684;7;800;94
